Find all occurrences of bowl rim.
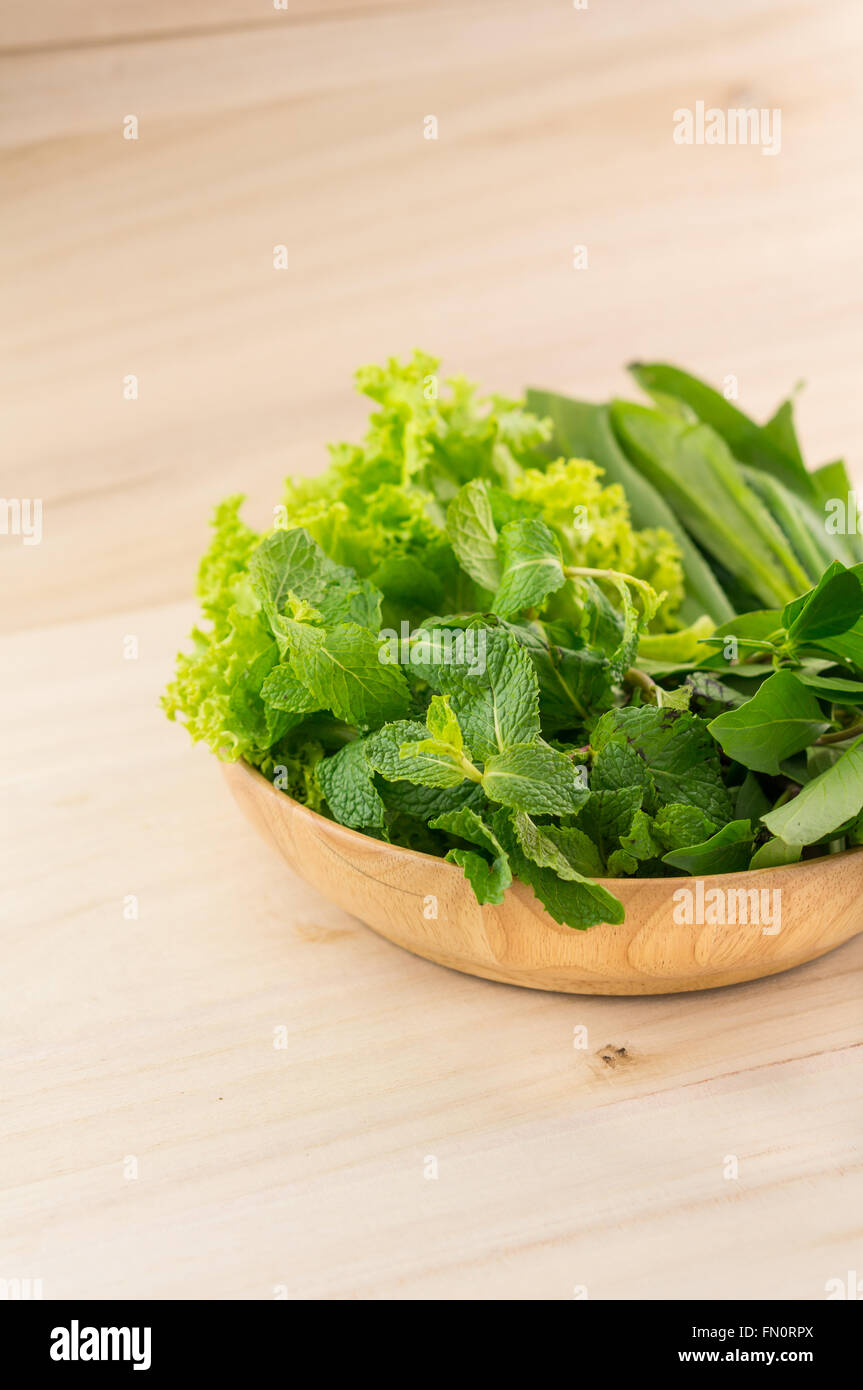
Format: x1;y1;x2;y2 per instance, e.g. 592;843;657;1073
232;758;863;887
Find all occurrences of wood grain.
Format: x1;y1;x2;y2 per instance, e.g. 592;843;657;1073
2;0;863;1300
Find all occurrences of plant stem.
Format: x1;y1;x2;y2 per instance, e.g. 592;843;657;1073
565;565;656;604
624;666;661;706
458;752;484;784
815;721;863;746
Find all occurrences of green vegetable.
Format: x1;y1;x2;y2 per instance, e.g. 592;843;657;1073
494;809;625;930
436;629;541;760
166;352;863;932
492;518;566;618
591;706;734;824
737;465;835;583
525;390;733;624
627;361;816;502
445;480;500;592
481;742;589;816
315;738;385;830
610;402;811;608
761;736;863;845
430;807;512;905
708;671;829;775
749;837;802;869
662;820;754;875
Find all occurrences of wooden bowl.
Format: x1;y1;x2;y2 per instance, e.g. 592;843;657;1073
224;760;863;995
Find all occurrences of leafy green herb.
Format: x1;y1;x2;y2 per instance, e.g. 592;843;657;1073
430;806;512;905
610;402;811;607
662;820;754;875
708;671;829;775
482;742;589;816
492;518;566;618
445;481;501;592
760;736;863;845
166;353;863;932
316;738;386;830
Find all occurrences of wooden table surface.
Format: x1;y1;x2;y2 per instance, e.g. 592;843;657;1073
2;0;862;1300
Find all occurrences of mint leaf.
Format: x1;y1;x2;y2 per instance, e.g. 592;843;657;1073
366;707;479;790
493;809;624;930
406;737;473;785
365;720;423;778
249;527;351;612
575;788;643;864
708;670;829;775
447;849;511;905
260;662;320;714
653;803;719;850
606;848;639;875
492;519;566;619
438;629;540;760
316;739;386;829
379;778;484;822
276;620;410;728
505;620;613;730
431;806;512;905
542;824;605;877
250;527;381;631
509;811;603;878
606;808;665;875
605;574;643;675
482;742;589;816
591;706;733;823
590;740;652;796
618;809;662;862
425;693;463;749
445;480;500;591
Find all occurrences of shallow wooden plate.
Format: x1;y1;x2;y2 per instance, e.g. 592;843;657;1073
224;760;863;995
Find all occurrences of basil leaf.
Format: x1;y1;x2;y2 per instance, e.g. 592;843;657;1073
708;671;830;775
662;819;754;874
761;736;863;844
